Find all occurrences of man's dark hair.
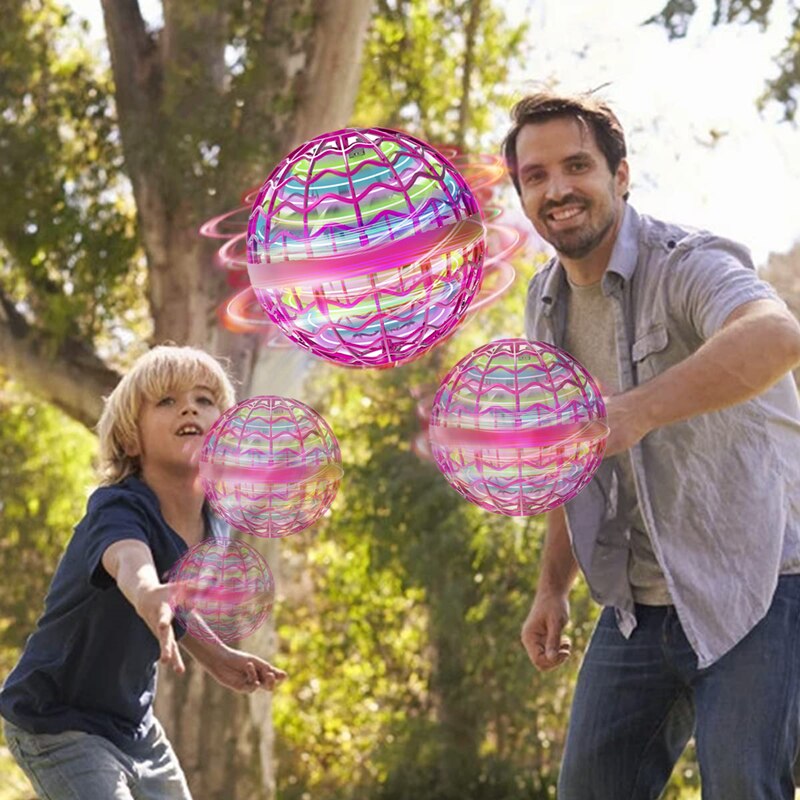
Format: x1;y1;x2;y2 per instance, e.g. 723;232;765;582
502;90;628;199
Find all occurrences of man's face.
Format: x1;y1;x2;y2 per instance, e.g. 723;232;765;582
515;117;629;260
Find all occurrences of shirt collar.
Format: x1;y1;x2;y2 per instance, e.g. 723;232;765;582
540;203;640;313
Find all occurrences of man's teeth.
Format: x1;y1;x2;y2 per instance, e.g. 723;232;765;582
550;206;583;221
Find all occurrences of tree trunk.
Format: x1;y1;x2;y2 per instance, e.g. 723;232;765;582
146;3;374;796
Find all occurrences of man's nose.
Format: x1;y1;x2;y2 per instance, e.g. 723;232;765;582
543;174;572;203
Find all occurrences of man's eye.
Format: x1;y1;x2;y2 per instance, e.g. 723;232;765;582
568;161;589;172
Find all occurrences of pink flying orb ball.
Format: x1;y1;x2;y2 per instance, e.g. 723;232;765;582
168;538;275;644
429;339;608;516
199;395;342;538
246;127;486;368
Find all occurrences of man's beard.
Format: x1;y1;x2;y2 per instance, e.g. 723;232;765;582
549;211;615;259
539;190;617;259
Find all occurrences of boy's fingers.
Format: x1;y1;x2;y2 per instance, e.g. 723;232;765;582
172;643;186;674
154;605;186;674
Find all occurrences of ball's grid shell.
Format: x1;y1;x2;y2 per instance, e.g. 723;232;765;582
200;396;341;537
168;538;275;643
246;128;486;367
430;339;608;516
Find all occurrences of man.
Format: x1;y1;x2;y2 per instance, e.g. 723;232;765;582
504;90;800;799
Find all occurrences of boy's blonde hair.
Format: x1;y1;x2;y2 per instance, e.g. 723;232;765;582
96;345;237;486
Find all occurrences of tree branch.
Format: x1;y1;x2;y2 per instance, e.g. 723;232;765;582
0;290;120;430
100;0;162;149
456;0;482;150
284;0;374;151
100;0;169;262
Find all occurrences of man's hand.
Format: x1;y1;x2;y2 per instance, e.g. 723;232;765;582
205;648;287;694
601;391;651;458
521;592;571;671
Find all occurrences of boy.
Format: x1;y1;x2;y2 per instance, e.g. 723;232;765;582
0;345;286;799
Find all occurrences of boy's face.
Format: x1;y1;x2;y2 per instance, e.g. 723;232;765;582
130;384;221;473
515;116;629;260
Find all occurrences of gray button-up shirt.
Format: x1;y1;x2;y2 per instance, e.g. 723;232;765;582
524;204;800;667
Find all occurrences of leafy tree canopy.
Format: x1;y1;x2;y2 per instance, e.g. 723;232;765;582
647;0;800;120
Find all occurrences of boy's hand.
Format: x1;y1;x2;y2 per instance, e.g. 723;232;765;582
208;649;287;693
135;584;186;675
101;539;186;675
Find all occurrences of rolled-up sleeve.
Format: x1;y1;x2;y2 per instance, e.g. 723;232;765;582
670;235;784;341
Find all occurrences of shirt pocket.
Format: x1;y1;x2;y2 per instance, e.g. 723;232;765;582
632;324;669;383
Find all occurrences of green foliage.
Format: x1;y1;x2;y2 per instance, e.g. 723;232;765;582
0;0;142;348
353;0;528;151
0;377;97;675
271;243;610;799
762;6;800;120
274;10;580;785
646;0;800;121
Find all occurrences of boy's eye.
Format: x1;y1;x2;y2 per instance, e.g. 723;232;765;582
198;396;214;405
157;397;174;406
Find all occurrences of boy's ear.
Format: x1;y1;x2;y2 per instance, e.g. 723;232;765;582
122;435;141;458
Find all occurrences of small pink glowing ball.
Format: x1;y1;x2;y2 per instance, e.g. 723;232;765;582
168;538;274;644
246;127;486;368
428;339;608;516
199;396;342;537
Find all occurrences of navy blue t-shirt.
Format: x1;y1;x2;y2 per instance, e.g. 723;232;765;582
0;475;221;747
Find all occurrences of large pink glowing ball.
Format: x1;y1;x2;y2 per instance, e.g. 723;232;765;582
428;339;608;516
246;127;486;368
199;396;342;538
168;538;274;644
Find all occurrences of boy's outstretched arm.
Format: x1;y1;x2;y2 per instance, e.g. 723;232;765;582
180;631;287;694
101;539;186;674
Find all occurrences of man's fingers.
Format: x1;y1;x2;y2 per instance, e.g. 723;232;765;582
545;623;564;661
521;618;571;671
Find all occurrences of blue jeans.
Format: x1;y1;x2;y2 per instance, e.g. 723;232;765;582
558;575;800;800
3;717;192;800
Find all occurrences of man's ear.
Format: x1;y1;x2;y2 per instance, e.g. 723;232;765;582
615;158;630;198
